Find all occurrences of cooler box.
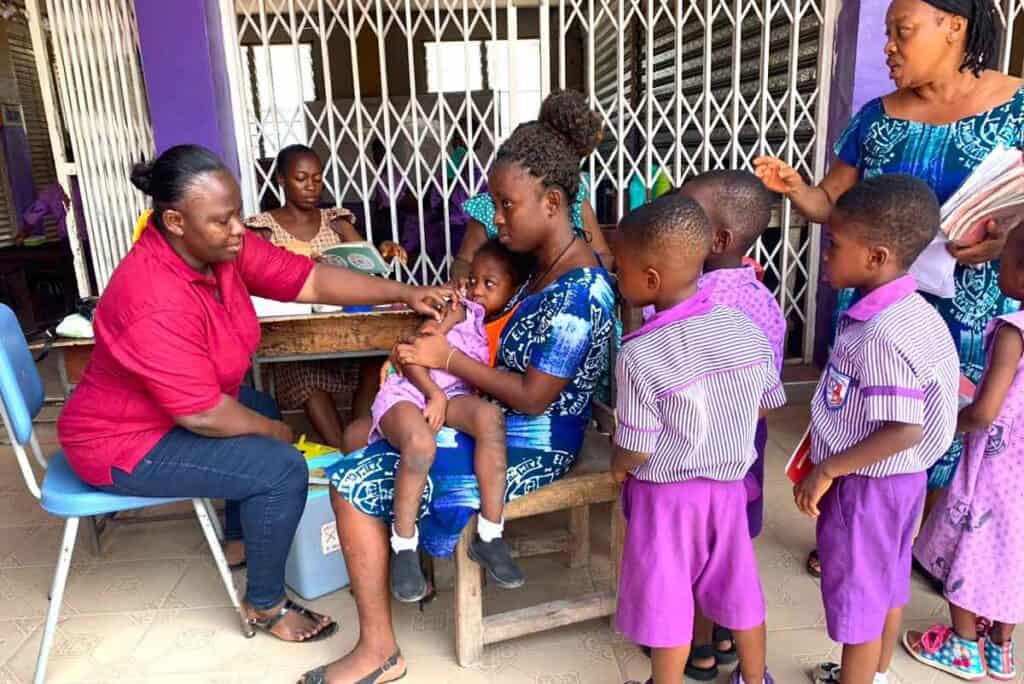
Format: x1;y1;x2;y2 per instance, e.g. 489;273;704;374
284;455;350;600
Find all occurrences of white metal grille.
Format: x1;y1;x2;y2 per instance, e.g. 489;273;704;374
221;0;1023;361
25;0;153;294
223;0;838;360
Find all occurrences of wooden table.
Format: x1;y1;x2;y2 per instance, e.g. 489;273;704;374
32;309;421;395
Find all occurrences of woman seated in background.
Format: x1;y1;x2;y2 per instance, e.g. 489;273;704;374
245;144;407;456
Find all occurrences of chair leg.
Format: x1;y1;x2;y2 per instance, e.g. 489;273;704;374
609;497;625;628
454;520;484;667
34;517;79;684
87;515;103;556
567;505;590;569
192;499;255;638
201;498;225;542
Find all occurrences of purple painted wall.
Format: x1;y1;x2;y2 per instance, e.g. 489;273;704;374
851;1;893;113
133;0;239;177
813;0;893;365
0;111;37;230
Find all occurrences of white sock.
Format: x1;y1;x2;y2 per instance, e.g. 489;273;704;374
476;514;504;542
873;672;889;684
390;524;418;553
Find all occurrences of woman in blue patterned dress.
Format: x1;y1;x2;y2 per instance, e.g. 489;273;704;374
299;90;614;684
756;0;1023;583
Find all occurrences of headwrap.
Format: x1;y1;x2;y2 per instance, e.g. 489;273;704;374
920;0;999;74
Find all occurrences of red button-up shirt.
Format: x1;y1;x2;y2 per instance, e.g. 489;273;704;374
57;225;315;485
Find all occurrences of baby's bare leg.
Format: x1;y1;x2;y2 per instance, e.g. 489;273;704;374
446;395;507;523
379;402;438;539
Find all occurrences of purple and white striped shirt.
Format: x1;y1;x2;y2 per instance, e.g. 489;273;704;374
701;266;786;373
810;275;958;478
615;288;787;483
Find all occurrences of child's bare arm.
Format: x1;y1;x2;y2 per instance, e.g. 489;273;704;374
403;364;447;432
612;446;650;481
795;422;923;518
959;324;1023;433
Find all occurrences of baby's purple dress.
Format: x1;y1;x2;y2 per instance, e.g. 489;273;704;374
369;299;490;443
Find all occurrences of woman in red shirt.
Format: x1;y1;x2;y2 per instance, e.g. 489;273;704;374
57;145;451;643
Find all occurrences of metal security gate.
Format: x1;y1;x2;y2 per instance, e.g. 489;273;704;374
26;0;153;294
221;0;838;361
220;0;1022;361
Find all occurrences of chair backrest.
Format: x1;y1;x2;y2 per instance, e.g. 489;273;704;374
0;305;48;499
0;304;44;445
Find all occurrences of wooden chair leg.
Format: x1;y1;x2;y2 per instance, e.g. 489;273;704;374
567;505;590;569
610;498;625;605
455;520;484;667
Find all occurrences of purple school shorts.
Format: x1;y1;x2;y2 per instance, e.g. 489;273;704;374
615;477;766;648
817;471;926;644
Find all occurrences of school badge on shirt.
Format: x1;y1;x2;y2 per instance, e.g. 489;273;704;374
824;364;853;410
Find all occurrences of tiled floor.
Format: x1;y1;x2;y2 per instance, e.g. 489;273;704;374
1;395;1020;683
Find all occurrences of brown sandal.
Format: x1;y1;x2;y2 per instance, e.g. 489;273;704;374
249;599;338;643
299;649;406;684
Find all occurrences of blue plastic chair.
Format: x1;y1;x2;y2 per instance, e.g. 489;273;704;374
0;305;254;684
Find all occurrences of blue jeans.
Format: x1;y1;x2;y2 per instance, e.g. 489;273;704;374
100;387;307;609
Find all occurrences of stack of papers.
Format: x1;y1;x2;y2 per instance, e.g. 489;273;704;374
910;145;1024;299
251;297;313;318
941;145;1024;245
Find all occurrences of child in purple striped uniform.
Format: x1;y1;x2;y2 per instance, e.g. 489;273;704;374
800;175;959;684
901;225;1024;682
674;170;787;681
612;193;787;684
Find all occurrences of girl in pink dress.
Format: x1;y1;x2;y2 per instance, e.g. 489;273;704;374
371;240;532;603
905;228;1024;682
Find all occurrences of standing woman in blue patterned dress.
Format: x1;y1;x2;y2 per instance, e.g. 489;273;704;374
755;0;1024;581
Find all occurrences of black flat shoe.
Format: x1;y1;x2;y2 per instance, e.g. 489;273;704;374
469;536;525;589
390;550;428;603
684;644;719;681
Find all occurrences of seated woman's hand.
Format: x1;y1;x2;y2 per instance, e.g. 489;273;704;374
395;328;451;370
947;216;1017;266
404;285;455;321
379;240;408;265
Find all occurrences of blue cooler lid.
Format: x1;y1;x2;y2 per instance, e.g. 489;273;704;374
307;453;343;501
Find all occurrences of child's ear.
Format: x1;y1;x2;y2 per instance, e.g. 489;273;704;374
712;228;732;256
645;266;661;293
867;244;892;270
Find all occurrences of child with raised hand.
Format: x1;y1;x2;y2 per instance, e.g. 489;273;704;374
801;175;959;684
904;225;1024;682
675;170;786;680
613;193;786;684
372;240;531;603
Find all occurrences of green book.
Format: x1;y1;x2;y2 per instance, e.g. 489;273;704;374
320;241;390;275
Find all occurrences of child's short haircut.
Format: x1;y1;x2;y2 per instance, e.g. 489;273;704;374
618;193;712;258
473;239;535;286
834;174;939;268
684;170;773;253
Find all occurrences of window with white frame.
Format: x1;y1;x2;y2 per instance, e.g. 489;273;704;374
423;39;541;137
241;44;315;159
486;40;542;137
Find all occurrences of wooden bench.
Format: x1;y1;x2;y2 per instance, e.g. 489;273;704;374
453;426;625;666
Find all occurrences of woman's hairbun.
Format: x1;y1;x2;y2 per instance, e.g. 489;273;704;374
538;90;604;160
129;145;226;231
130;162;154;195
